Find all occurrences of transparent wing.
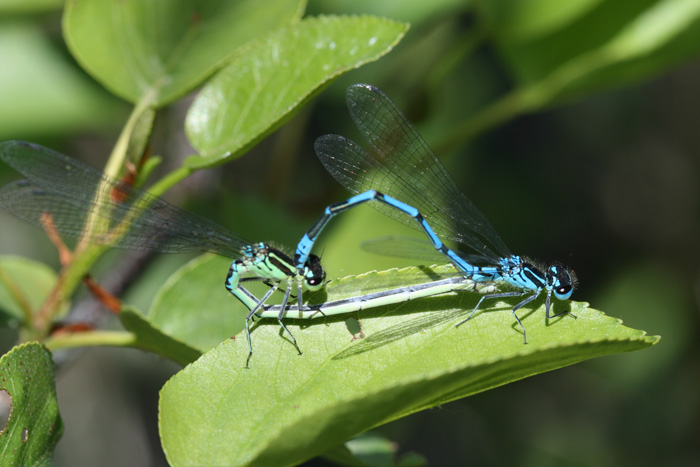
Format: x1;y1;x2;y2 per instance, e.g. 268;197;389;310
362;236;496;266
361;236;451;262
314;83;510;261
0;140;248;258
318;264;469;300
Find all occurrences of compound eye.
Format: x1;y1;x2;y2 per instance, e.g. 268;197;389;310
554;284;573;300
303;254;326;291
305;271;326;291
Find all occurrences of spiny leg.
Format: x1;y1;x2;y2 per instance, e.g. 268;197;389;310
544;291;577;320
456;291;527;327
277;282;302;356
510;293;539;344
297;279;304;314
244;285;278;368
239;277;276;323
296;275;327;318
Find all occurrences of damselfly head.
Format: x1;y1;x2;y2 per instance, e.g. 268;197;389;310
547;262;576;300
304;253;326;291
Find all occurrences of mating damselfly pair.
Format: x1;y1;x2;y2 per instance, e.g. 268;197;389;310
0;84;576;366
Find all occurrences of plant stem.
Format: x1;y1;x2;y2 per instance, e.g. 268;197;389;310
34;98;156;337
45;330;139;351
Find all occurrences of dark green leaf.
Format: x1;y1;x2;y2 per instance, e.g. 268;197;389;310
0;342;63;465
120;306;201;366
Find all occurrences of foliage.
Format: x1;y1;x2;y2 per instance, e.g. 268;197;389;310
0;342;62;466
158;268;655;466
2;0;695;464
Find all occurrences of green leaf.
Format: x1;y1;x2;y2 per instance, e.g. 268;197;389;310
149;255;244;353
119;306;201;366
0;256;63;327
485;0;700;104
0;342;63;465
185;15;408;166
63;0;305;106
159;264;658;466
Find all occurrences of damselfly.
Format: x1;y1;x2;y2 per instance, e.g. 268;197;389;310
0;140;326;367
295;84;577;342
252;269;484;318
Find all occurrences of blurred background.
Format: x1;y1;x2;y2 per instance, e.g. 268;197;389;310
0;0;698;465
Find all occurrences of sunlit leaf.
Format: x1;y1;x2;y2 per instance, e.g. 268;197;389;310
63;0;305;105
159;265;658;465
185;15;408;165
